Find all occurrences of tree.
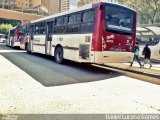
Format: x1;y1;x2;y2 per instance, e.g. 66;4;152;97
119;0;160;24
0;18;21;34
0;18;21;26
0;23;13;34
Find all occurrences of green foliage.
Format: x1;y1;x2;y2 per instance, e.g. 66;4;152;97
119;0;160;24
0;23;13;34
0;18;21;34
0;18;21;26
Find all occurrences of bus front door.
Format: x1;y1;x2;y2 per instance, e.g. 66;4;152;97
29;25;34;52
45;21;53;55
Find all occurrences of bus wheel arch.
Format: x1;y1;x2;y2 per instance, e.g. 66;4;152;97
54;45;63;64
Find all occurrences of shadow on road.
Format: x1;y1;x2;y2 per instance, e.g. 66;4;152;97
21;52;121;87
0;44;121;87
30;52;119;74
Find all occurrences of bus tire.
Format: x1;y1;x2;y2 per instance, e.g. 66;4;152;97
55;47;63;64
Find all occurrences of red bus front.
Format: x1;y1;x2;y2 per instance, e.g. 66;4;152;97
92;3;136;64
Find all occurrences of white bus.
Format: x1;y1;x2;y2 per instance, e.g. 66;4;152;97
7;26;22;48
25;2;137;64
139;37;160;60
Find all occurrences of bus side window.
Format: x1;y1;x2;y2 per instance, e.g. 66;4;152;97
63;16;68;33
54;17;65;34
34;22;46;35
64;16;68;24
67;13;81;33
35;23;39;35
48;22;53;34
91;11;95;21
77;13;82;23
81;9;95;33
82;12;87;22
68;15;72;24
26;26;30;35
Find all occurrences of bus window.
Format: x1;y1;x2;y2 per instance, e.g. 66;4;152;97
34;22;46;35
25;26;30;35
54;16;68;33
56;17;64;25
81;10;95;33
82;10;95;23
105;5;134;34
67;13;81;33
48;22;53;34
64;16;68;24
77;14;81;23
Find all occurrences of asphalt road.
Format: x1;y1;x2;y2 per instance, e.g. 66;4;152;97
0;44;120;87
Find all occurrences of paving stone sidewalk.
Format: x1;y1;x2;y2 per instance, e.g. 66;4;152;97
0;55;160;114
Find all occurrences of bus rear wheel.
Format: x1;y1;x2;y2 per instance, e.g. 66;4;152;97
55;47;63;64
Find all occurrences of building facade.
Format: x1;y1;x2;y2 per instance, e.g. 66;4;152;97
60;0;70;12
36;0;63;15
0;0;35;10
15;0;30;9
0;0;16;9
0;0;70;15
78;0;118;7
48;0;61;15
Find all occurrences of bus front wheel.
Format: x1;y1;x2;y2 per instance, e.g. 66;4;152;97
55;47;63;64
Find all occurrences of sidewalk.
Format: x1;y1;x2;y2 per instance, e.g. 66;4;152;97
104;62;160;79
0;55;160;114
125;62;160;71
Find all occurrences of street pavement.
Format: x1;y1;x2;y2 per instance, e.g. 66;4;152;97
105;62;160;73
0;54;160;114
0;44;119;87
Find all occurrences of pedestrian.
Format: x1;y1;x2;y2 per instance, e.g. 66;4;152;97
130;42;142;68
142;44;152;69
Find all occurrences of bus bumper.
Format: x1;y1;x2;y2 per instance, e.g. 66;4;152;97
94;51;134;64
13;42;20;47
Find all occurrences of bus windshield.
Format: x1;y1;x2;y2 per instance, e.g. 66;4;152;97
105;4;134;34
138;37;160;46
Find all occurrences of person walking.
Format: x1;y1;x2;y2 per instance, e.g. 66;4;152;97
142;44;152;69
130;42;142;68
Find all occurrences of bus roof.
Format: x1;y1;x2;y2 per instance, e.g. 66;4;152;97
31;2;136;24
104;2;136;12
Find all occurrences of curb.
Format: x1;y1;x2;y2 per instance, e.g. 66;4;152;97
101;64;160;79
